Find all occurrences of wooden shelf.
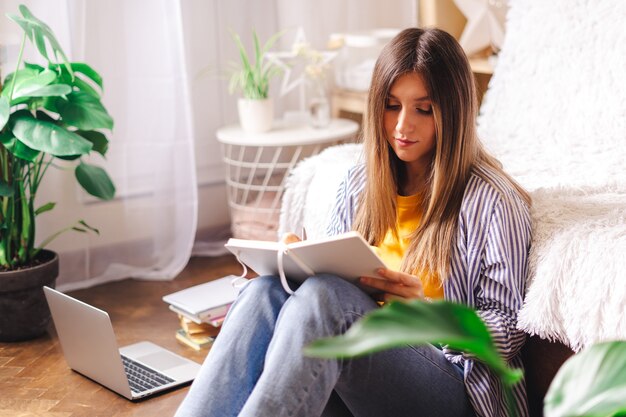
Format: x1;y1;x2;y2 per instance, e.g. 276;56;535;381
331;89;369;118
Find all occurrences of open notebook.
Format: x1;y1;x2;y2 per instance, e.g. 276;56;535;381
225;231;387;294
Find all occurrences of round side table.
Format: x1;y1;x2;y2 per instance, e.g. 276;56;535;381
216;119;359;241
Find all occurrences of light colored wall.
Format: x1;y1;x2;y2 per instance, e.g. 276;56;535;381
4;0;419;256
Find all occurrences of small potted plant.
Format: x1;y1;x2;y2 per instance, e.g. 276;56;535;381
228;29;282;133
0;5;115;341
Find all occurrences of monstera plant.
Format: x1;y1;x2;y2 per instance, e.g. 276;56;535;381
0;5;114;341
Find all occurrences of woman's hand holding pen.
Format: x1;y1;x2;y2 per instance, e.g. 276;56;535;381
359;269;425;302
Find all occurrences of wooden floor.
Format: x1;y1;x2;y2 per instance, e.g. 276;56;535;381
0;254;242;417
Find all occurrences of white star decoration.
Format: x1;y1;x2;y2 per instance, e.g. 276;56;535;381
453;0;509;56
265;28;337;111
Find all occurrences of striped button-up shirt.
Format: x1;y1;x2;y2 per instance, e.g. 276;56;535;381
327;163;531;417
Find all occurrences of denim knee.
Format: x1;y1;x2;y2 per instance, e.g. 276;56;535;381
294;275;377;316
230;275;290;316
298;274;354;293
242;275;284;294
295;275;346;304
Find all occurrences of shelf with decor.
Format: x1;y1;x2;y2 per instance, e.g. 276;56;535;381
330;0;501;123
331;58;493;123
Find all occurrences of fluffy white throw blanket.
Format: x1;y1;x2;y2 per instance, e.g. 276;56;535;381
478;0;626;351
279;143;363;240
280;0;626;352
519;186;626;351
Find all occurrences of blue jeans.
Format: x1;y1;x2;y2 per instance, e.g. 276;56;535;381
175;275;475;417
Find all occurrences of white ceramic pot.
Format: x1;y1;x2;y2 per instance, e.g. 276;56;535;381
238;98;274;133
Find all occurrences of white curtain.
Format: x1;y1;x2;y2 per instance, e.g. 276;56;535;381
1;0;198;290
0;0;416;291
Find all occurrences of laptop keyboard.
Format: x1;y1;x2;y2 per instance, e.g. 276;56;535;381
121;355;175;394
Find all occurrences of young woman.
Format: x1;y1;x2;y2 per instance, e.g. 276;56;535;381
176;28;531;417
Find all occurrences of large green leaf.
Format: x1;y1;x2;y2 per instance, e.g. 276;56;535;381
75;162;115;200
544;341;626;417
305;300;523;386
0;130;40;162
75;130;109;156
0;96;9;130
54;62;103;98
2;68;37;96
2;68;69;105
11;114;92;156
7;68;56;100
55;91;113;130
23;83;72;99
6;5;72;75
70;63;103;89
11;139;40;162
42;96;59;114
55;130;108;161
72;76;100;98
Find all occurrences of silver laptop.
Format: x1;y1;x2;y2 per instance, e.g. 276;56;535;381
44;286;201;400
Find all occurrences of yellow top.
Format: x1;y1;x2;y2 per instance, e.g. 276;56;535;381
373;194;444;299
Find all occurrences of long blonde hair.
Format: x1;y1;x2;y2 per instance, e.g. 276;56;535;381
352;28;530;281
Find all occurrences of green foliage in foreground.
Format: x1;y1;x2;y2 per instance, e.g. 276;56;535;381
306;300;626;417
544;341;626;417
305;300;522;384
305;300;522;414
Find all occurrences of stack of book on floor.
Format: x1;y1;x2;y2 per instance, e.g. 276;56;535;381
175;316;219;350
163;275;240;350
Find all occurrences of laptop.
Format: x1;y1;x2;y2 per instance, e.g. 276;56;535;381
43;286;201;400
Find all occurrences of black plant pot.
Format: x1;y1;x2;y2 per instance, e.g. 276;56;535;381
0;250;59;342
